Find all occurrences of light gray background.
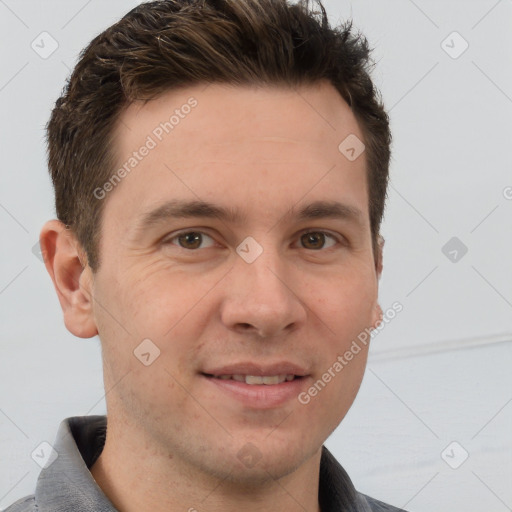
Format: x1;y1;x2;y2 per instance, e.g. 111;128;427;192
1;1;511;511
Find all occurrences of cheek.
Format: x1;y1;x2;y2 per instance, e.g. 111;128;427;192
303;268;375;392
300;344;369;430
95;277;212;405
288;319;371;427
305;267;377;328
100;261;212;341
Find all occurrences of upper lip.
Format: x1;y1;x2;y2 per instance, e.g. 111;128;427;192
202;362;309;377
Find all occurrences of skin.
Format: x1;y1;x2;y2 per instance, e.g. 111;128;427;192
41;81;383;512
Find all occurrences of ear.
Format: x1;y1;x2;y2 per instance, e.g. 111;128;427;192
370;234;385;329
39;220;98;338
375;234;384;281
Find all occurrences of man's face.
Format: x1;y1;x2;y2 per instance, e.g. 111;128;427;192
86;82;382;482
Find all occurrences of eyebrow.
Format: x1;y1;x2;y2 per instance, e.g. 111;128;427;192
131;199;365;237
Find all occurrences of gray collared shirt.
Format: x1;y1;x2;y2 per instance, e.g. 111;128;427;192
4;415;408;511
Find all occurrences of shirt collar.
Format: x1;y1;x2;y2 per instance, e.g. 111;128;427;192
35;415;372;512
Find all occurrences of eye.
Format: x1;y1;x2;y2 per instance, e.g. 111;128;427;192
163;229;342;252
298;231;339;250
166;231;216;250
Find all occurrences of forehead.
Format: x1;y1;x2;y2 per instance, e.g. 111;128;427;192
105;82;369;233
115;82;363;163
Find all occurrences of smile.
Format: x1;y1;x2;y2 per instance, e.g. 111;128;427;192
201;372;309;409
206;374;297;385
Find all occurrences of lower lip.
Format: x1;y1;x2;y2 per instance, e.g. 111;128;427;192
203;375;309;409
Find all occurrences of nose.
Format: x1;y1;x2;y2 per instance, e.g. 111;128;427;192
219;248;307;338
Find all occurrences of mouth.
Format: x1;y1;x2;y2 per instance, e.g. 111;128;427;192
203;373;302;385
200;364;310;408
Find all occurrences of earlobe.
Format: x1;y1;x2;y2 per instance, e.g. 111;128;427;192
371;303;383;331
39;220;98;339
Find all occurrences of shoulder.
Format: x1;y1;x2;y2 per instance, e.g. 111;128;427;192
359;492;409;511
1;495;36;512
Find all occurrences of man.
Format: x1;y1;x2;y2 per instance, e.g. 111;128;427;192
5;0;405;510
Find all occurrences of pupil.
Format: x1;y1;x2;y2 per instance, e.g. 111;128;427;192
303;232;324;249
180;232;201;249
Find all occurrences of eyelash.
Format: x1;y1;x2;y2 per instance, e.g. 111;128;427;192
162;229;345;251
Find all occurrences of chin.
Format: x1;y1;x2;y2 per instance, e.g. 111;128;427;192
216;453;305;487
207;436;318;486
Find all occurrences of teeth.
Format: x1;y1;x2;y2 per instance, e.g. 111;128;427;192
245;375;264;385
262;375;280;385
214;374;296;385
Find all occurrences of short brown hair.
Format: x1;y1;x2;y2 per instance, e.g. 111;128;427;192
46;0;391;272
